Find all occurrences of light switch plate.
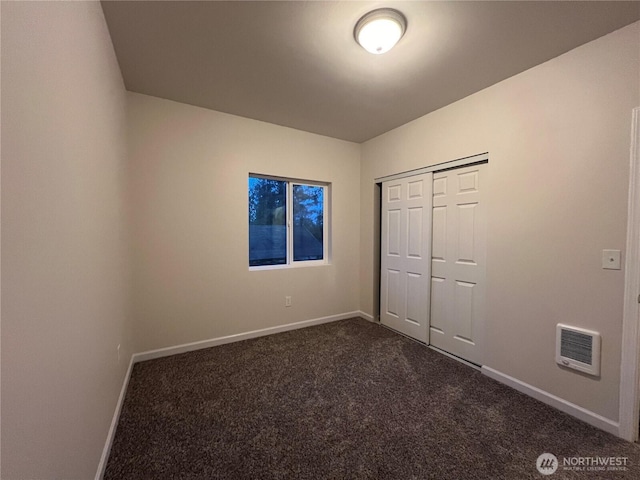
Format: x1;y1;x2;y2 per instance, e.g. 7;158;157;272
602;249;621;270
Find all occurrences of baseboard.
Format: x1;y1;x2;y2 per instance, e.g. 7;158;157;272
133;311;362;363
95;355;135;480
482;366;620;437
358;310;375;322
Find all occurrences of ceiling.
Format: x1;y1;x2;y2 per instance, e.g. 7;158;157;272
101;1;640;143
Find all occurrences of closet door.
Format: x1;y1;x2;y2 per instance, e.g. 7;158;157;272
430;163;487;364
380;173;432;343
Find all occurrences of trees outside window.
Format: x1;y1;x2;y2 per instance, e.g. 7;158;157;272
249;175;328;268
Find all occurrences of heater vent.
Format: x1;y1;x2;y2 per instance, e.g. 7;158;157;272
556;324;600;376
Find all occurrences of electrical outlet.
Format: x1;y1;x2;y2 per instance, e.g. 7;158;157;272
285;296;292;307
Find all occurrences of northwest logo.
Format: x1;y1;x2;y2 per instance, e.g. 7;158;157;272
536;453;559;475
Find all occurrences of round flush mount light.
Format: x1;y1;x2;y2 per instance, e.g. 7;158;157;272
354;8;407;55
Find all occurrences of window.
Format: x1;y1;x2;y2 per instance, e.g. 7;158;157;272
249;175;328;268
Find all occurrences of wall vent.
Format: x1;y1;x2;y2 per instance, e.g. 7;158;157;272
556;324;601;376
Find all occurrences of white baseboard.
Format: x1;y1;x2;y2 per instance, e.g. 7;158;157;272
358;310;375;322
133;311;362;363
95;355;135;480
482;366;620;437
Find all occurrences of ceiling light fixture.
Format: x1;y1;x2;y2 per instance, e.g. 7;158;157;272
354;8;407;55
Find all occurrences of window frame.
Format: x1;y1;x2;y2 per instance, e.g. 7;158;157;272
249;174;329;270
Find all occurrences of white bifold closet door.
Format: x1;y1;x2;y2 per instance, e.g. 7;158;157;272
380;173;433;343
429;163;487;365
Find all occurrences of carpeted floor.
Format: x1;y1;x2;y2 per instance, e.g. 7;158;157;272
104;317;640;479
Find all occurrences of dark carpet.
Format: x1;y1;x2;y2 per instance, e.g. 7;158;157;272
104;318;640;479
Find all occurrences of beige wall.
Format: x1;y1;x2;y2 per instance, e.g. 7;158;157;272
128;93;361;352
1;2;132;478
360;22;640;422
